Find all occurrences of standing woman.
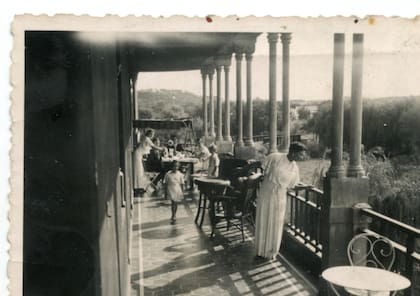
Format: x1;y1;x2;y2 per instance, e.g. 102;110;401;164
133;129;163;195
254;150;300;259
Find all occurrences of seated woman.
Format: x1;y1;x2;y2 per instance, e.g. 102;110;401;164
194;138;211;173
133;129;164;196
146;138;167;189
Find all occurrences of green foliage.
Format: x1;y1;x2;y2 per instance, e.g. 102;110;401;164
297;107;311;120
304;97;420;156
138;89;201;120
365;155;420;228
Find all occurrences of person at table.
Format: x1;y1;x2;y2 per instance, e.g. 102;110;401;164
164;161;185;224
166;139;176;157
133;129;164;196
254;148;300;259
207;143;220;178
194;138;211;172
146;138;167;189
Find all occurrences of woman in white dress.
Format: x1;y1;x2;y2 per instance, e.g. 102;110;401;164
133;129;163;194
255;151;300;259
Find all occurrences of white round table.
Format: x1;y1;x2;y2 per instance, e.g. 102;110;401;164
322;266;411;294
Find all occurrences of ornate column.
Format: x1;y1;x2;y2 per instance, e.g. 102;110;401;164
201;69;208;138
281;33;292;153
216;65;223;141
268;33;279;154
224;64;232;141
328;33;346;178
320;34;369;286
235;52;244;147
208;68;215;138
348;34;366;178
245;52;254;146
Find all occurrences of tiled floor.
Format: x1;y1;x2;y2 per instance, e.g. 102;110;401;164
131;189;318;296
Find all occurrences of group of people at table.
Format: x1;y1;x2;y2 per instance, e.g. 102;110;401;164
133;128;300;260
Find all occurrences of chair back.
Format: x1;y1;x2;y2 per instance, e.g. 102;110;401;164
240;173;263;222
219;159;248;180
347;233;395;270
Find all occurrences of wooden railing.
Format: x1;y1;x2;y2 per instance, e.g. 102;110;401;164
286;184;323;256
359;208;420;296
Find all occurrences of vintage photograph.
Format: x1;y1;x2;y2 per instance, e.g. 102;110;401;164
11;16;420;296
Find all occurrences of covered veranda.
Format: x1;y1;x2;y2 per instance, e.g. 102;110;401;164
127;31;386;295
22;28;419;296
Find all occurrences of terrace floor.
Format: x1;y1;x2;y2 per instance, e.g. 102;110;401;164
130;188;318;296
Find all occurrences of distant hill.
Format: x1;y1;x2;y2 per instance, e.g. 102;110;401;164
137;89;202;119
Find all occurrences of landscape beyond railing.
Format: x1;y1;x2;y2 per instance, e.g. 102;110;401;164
286;184;323;256
359;208;420;296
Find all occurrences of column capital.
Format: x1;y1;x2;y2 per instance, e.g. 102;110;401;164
215;54;232;68
224;65;230;72
207;68;215;79
353;33;364;43
200;68;208;78
245;52;253;61
215;65;223;73
235;52;243;62
280;32;292;44
233;33;257;55
267;33;279;43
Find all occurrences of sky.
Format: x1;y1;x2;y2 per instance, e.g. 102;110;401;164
139;26;420;101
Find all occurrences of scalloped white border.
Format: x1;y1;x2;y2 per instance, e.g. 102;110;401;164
9;14;420;296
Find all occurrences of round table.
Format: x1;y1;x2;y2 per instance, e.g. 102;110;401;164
193;177;231;232
194;177;231;187
322;266;411;295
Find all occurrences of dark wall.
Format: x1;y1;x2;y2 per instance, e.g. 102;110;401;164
24;32;134;296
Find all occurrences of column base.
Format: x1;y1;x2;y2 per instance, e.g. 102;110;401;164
215;140;233;155
245;139;254;146
234;144;261;160
321;176;369;269
204;136;215;146
326;165;345;178
347;165;366;178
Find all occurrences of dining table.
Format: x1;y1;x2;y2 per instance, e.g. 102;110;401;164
162;156;199;190
322;265;411;296
193;176;231;236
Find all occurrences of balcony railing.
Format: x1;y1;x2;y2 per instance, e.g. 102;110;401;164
250;134;302;144
285;184;323;257
359;208;420;296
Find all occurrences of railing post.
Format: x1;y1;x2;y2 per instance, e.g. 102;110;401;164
351;204;372;267
413;238;420;296
405;234;420;296
352;203;372;234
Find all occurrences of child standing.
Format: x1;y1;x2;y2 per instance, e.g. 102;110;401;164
208;144;220;178
164;161;184;224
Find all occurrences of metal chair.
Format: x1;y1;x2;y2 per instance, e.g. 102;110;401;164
345;233;396;296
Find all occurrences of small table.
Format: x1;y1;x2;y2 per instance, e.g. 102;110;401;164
322;266;411;295
194;177;231;235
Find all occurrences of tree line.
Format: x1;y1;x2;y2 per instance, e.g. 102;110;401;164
305;96;420;157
